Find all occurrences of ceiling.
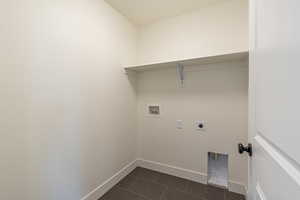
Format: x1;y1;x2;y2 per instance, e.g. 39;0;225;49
105;0;226;26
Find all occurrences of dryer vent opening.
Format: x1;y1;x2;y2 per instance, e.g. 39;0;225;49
207;152;229;189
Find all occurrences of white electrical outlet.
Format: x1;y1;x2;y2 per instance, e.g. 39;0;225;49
176;120;183;129
196;120;205;131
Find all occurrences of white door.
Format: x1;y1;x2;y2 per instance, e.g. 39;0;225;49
248;0;300;199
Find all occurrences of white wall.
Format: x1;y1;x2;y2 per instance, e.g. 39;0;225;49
0;0;137;199
136;0;249;190
0;1;31;199
1;0;249;199
137;61;248;189
137;0;248;64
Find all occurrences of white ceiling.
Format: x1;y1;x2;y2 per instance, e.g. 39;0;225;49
105;0;226;25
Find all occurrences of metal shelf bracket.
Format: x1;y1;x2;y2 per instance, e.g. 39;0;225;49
177;63;184;87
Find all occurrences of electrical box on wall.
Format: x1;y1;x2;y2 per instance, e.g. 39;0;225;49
147;104;160;116
176;120;183;129
196;120;205;131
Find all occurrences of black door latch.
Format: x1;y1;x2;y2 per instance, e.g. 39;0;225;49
238;143;252;157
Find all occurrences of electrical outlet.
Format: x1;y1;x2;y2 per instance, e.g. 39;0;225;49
176;120;183;129
196;120;205;131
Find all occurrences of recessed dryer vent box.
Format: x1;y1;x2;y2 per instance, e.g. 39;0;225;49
207;152;229;189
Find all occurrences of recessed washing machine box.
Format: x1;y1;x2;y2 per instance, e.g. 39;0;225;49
147;104;160;115
207;152;229;189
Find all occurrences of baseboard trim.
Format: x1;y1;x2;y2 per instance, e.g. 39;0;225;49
137;159;246;195
136;159;207;184
80;160;137;200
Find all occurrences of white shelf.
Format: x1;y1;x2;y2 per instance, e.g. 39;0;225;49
125;51;248;72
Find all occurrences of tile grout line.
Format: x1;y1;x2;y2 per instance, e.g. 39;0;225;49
158;187;167;200
158;179;170;200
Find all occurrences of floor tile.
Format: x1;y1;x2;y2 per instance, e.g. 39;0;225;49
134;167;161;182
117;174;136;190
206;185;225;200
127;168;141;178
100;167;245;200
157;173;189;192
187;181;208;199
225;191;245;200
129;178;166;200
99;187;147;200
160;189;202;200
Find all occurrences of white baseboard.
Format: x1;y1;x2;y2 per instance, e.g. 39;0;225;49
81;158;246;200
136;159;207;184
80;160;138;200
137;158;246;195
228;180;247;195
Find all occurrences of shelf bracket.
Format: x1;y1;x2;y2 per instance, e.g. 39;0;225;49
177;63;184;87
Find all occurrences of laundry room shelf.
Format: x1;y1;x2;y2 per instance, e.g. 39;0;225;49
124;51;249;72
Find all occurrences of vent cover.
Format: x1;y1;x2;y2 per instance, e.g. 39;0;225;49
207;152;229;189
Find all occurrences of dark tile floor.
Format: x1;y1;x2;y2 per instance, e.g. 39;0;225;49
99;167;245;200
